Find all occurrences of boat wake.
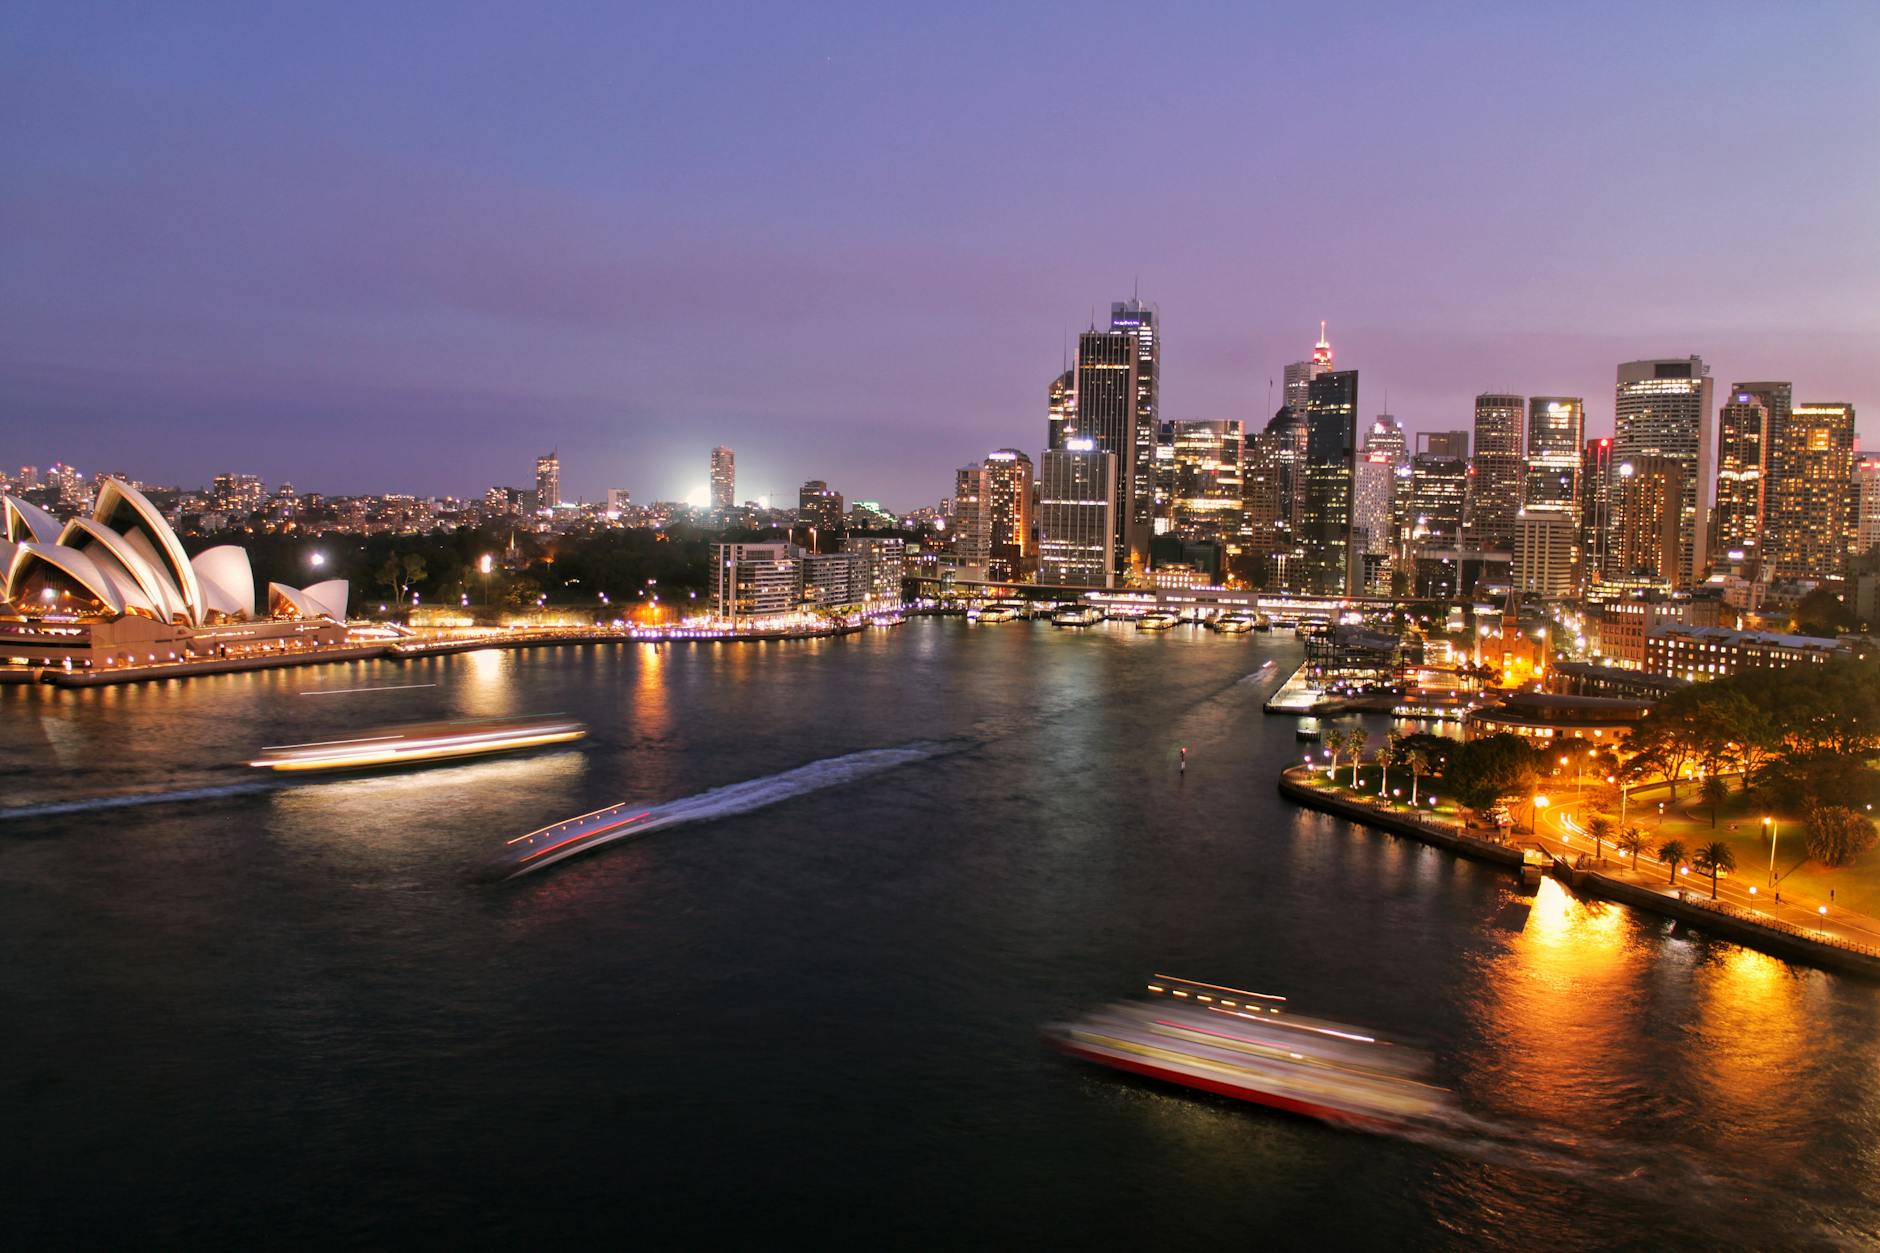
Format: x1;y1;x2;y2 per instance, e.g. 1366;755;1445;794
1;781;276;821
490;739;964;879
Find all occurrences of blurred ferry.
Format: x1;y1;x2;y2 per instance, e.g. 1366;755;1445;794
251;714;586;773
1046;977;1454;1136
1137;611;1180;631
1210;613;1254;633
1051;606;1103;627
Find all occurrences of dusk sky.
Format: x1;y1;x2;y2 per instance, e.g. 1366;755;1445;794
4;1;1877;510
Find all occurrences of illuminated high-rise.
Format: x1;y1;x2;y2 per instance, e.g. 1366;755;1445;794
1038;440;1116;587
1856;457;1880;559
1466;394;1524;550
798;480;845;546
534;452;560;510
1282;322;1334;420
1047;368;1075;451
1167;421;1244;546
709;446;735;512
1614;357;1713;587
1709;393;1769;569
1613;456;1683;586
1728;381;1791;564
1523;397;1584;514
1072;304;1158;578
952;463;991;579
984;449;1034;581
1580;437;1614;581
1301;369;1358;595
1767;403;1856;579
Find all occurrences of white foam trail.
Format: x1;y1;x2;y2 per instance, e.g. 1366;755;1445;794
497;742;949;879
2;781;275;820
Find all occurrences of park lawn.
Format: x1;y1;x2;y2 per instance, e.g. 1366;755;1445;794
1312;767;1465;821
1625;780;1880;918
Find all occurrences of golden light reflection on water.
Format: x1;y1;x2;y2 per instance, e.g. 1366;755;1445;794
455;647;513;718
1685;945;1815;1126
633;642;670;734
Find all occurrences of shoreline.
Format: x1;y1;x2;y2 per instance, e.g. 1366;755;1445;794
7;621;874;689
1278;766;1880;981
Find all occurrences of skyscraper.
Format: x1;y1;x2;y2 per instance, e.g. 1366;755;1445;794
1726;381;1792;567
1513;510;1577;598
1243;410;1307;585
1466;394;1524;550
1523;397;1584;514
1855;457;1880;559
1047;368;1075;451
1352;450;1396;592
1301;369;1359;595
1282;321;1334;419
535;452;560;511
1768;403;1856;579
1417;430;1470;460
1580;437;1614;582
798;480;845;547
709;446;735;512
1073;307;1155;578
953;464;992;579
1167;420;1245;546
1710;392;1769;569
1614;357;1714;587
1038;440;1116;588
1613;456;1683;585
984;449;1034;581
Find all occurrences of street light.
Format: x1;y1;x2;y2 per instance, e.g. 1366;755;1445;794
1764;817;1779;887
1531;794;1550;834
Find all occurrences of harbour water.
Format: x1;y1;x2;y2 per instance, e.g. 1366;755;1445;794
6;620;1879;1248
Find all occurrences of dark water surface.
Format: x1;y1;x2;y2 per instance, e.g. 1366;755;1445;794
5;621;1878;1249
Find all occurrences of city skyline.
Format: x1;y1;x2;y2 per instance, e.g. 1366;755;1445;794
4;4;1877;507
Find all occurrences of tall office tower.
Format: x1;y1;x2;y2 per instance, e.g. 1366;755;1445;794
1364;414;1406;459
1281;321;1334;417
1855;457;1880;558
1038;440;1117;587
1352;450;1397;590
1152;420;1176;533
798;480;846;546
1524;396;1585;513
535;452;561;510
1410;451;1468;547
1709;393;1770;569
1417;430;1470;459
1242;416;1300;563
1580;437;1614;581
1614;357;1714;587
1167;420;1245;546
606;488;632;513
1768;403;1856;579
1074;316;1149;576
984;449;1034;581
1301;369;1359;594
1613;456;1683;585
952;464;992;579
1514;510;1577;598
1047;368;1075;450
1466;394;1524;550
709;446;735;511
1109;299;1160;565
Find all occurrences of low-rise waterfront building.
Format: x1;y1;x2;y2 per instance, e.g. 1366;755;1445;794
1464;690;1650;743
1644;624;1858;682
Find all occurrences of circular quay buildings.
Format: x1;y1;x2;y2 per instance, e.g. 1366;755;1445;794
1;480;349;678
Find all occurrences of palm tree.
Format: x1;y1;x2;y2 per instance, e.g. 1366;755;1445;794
1692;841;1737;900
1616;826;1647;872
1404;749;1429;807
1322;730;1345;782
1587;814;1614;863
1375;744;1398;798
1701;774;1728;829
1347;727;1369;787
1657;839;1687;887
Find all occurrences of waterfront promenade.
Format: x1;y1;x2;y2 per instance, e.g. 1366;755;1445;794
1280;764;1880;979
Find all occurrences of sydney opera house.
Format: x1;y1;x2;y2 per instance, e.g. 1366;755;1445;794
1;479;350;673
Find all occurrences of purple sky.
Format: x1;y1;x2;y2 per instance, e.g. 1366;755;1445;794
4;1;1877;511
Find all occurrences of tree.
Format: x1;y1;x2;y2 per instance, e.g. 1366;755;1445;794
1616;826;1647;872
1692;840;1737;900
1657;839;1687;886
1792;586;1855;638
1347;727;1369;787
1700;775;1728;829
1803;803;1880;869
1587;814;1613;863
1444;734;1543;811
1321;730;1344;782
1375;744;1398;798
1404;750;1429;807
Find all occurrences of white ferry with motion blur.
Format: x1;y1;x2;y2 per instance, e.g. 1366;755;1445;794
1045;976;1455;1137
250;714;586;773
1209;613;1254;633
1137;611;1180;631
1051;605;1103;628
